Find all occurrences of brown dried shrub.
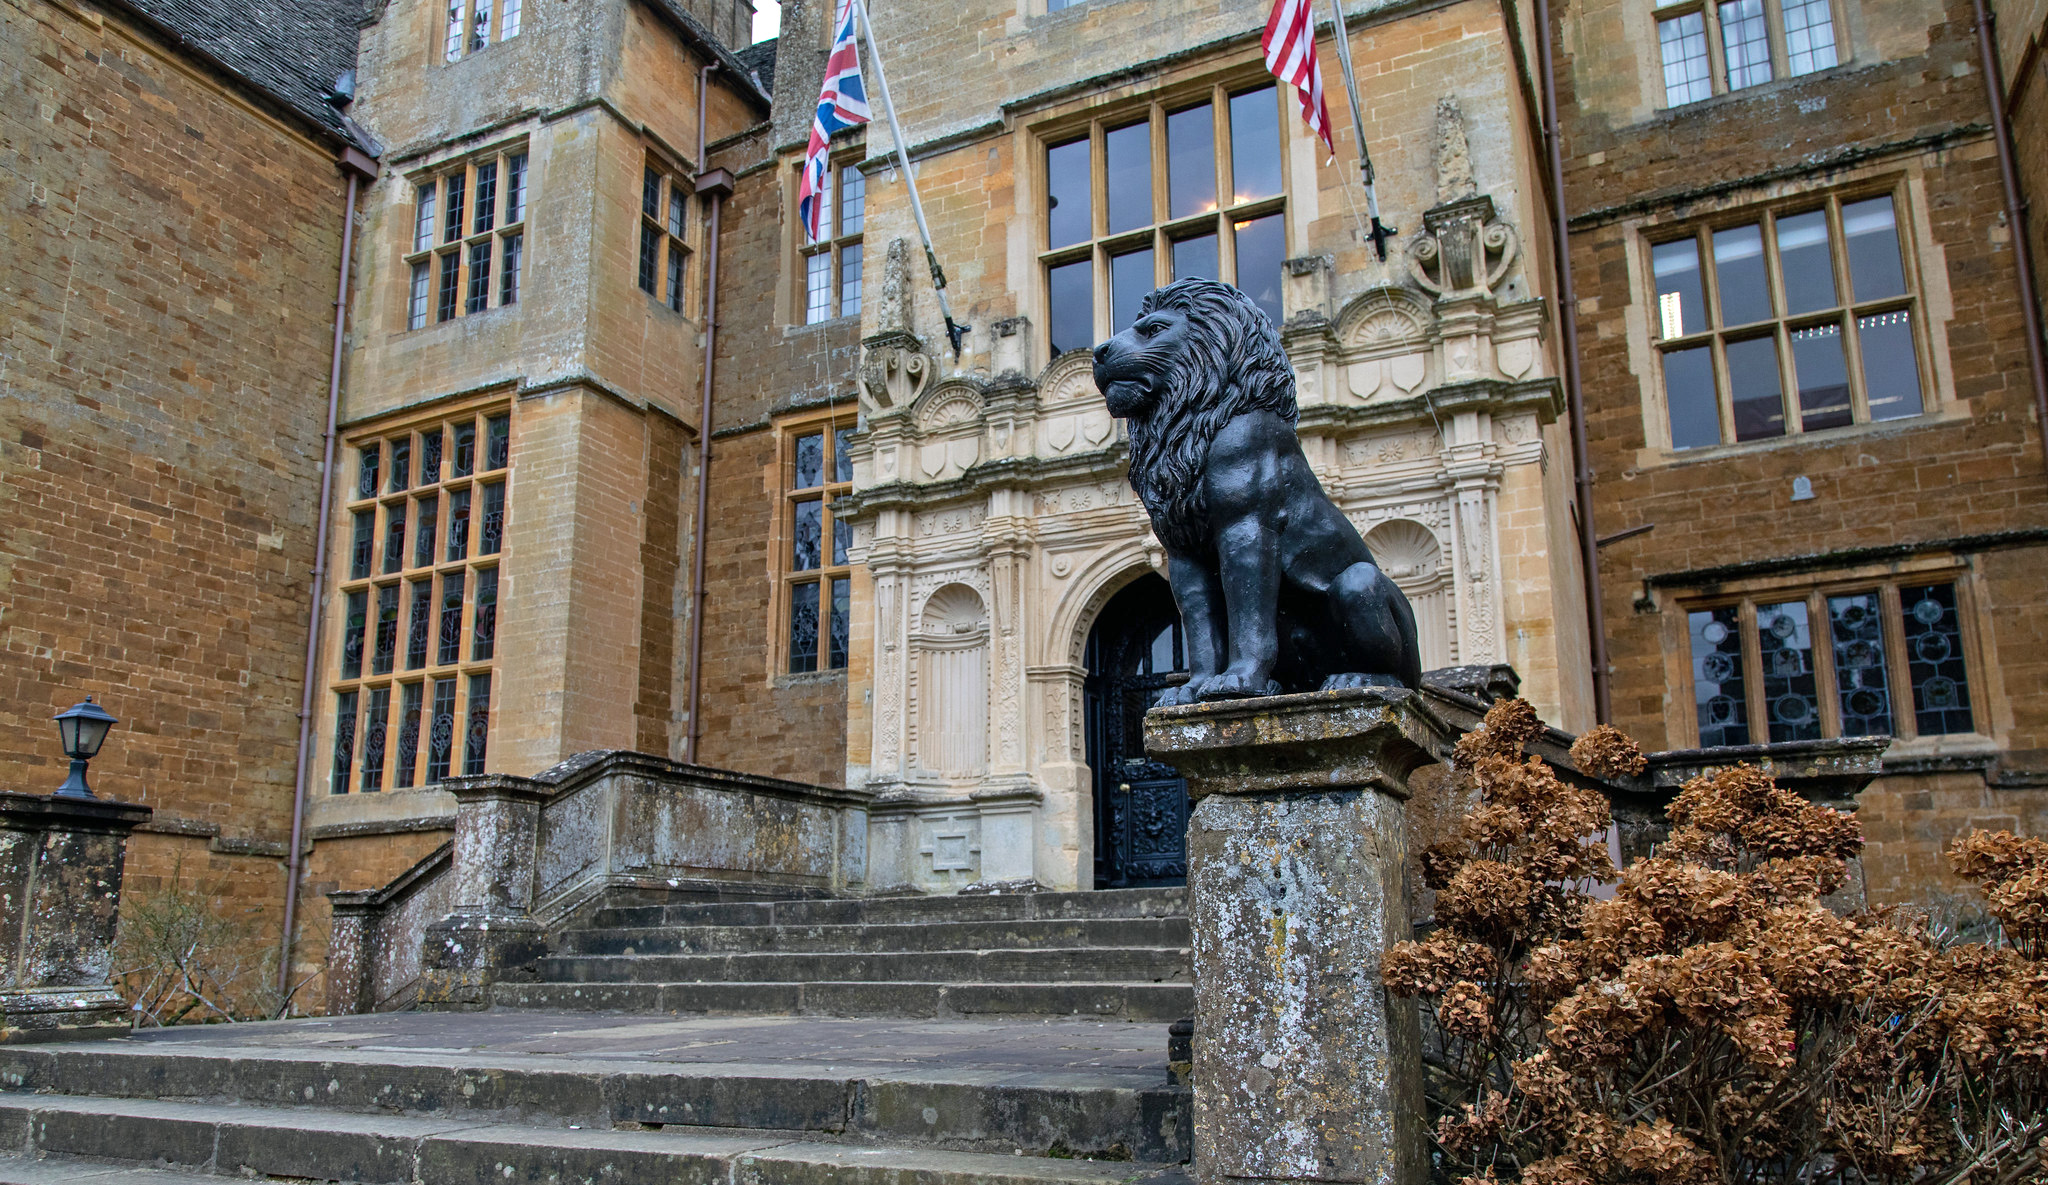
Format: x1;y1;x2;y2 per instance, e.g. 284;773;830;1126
1383;697;2048;1184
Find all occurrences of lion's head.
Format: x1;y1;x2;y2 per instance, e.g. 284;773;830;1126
1091;278;1297;551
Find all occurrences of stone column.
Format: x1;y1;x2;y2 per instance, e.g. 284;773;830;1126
0;791;152;1042
1145;688;1442;1185
417;776;549;1010
322;895;373;1016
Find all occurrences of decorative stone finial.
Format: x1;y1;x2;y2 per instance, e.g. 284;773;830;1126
876;237;912;335
1434;97;1477;206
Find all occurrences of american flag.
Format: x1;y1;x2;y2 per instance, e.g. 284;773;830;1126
798;0;872;242
1263;0;1334;159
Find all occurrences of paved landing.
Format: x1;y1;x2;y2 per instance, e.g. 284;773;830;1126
118;1010;1172;1077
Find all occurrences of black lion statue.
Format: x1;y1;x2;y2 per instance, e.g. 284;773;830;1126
1093;277;1421;705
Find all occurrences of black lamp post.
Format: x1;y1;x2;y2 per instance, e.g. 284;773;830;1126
53;697;118;799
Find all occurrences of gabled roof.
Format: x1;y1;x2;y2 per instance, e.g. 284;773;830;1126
118;0;366;140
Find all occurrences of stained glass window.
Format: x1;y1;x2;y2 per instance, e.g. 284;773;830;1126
439;571;466;666
1901;583;1974;736
415;493;438;569
472;568;497;662
333;408;509;793
1691;606;1750;747
1757;600;1820;742
783;419;856;673
332;692;358;793
464;674;492;775
373;584;400;676
427;678;457;782
789;582;820;675
1827;592;1892;737
360;687;390;792
1684;579;1977;748
394;682;424;789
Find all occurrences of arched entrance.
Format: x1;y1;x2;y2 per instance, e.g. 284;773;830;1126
1083;573;1192;888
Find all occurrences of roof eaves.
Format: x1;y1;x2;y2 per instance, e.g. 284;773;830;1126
635;0;773;114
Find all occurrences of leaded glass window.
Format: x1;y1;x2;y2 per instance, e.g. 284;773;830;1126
1689;605;1750;747
783;418;856;673
442;0;519;61
1655;0;1840;109
1901;583;1974;736
405;146;529;331
641;161;693;313
360;686;390;792
1652;188;1925;450
1042;82;1288;355
800;160;864;325
1683;577;1979;748
330;407;512;792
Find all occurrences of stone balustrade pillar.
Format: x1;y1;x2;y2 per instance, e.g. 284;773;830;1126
1146;687;1442;1185
0;790;152;1042
417;776;550;1010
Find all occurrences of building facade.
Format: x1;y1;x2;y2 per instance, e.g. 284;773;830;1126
1557;0;2048;902
4;0;2046;1008
704;0;1596;894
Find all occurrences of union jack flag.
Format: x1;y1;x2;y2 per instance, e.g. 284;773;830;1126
798;0;872;243
1263;0;1334;160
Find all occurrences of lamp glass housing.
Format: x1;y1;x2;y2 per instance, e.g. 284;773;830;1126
54;699;117;760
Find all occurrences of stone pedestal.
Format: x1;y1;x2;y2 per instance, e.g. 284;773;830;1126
0;791;152;1042
1146;688;1441;1185
418;778;549;1010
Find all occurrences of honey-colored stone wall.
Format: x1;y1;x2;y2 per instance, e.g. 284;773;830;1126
0;0;351;955
1557;0;2048;898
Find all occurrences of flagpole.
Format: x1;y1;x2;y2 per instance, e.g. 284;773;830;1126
850;0;968;358
1323;0;1397;258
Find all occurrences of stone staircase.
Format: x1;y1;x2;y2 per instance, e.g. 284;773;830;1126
491;886;1194;1023
0;889;1194;1184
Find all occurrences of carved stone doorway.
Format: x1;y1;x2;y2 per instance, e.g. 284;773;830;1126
1083;574;1191;889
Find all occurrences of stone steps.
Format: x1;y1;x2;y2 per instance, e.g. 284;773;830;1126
555;917;1191;956
0;1013;1192;1174
0;1095;1183;1185
531;948;1190;987
491;980;1193;1021
588;888;1187;930
495;888;1194;1022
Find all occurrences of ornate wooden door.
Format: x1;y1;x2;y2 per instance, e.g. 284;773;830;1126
1085;574;1191;888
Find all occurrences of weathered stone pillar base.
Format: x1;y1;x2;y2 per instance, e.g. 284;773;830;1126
0;791;150;1044
1147;688;1440;1185
417;914;546;1011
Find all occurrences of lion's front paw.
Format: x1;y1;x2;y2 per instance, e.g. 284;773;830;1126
1156;683;1202;707
1196;671;1281;700
1321;672;1409;691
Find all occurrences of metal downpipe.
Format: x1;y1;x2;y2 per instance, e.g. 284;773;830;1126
277;161;365;1000
1533;0;1612;724
1972;0;2048;481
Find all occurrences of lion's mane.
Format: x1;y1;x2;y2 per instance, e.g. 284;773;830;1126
1123;279;1298;552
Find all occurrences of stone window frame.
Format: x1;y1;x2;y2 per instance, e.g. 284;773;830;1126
772;407;858;677
1644;181;1932;452
1667;563;1992;751
638;156;696;316
441;0;522;63
326;398;513;796
402;142;529;332
1650;0;1844;110
1031;69;1292;364
796;150;866;327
